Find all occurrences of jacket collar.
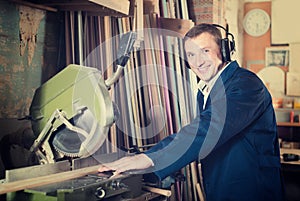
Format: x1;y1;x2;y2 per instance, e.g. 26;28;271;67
218;60;239;84
198;61;239;94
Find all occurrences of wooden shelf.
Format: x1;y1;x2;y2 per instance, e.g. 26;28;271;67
277;122;300;127
275;108;300;112
281;148;300;155
11;0;131;15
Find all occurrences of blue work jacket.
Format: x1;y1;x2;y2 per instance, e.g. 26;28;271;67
145;61;284;201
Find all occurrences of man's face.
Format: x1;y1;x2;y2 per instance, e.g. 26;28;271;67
184;32;223;82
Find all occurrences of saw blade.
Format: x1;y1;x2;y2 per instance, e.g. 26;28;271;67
52;127;83;157
52;108;108;158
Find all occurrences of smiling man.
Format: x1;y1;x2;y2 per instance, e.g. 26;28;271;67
98;23;285;201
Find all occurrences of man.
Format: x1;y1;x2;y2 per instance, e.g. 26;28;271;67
98;23;284;201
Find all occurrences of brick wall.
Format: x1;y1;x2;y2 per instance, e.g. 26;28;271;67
187;0;225;25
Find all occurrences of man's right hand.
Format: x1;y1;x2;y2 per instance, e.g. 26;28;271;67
98;153;154;176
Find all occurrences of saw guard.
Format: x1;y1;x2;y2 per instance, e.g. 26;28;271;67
52;107;110;158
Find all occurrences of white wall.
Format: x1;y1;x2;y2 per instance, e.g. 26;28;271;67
244;0;270;2
272;0;300;44
224;0;247;65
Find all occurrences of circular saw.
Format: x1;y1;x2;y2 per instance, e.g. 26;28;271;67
29;32;136;164
29;65;116;163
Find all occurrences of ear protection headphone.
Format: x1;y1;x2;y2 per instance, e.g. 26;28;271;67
212;24;235;62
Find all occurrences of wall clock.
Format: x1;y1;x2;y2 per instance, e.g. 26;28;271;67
243;8;271;37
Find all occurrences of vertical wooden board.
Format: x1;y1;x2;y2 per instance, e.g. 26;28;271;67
121;16;142;147
89;0;130;15
143;15;166;141
149;13;171;137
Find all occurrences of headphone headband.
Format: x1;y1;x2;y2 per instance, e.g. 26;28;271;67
212;24;235;62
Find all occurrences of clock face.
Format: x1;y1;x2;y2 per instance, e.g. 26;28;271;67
243;9;270;37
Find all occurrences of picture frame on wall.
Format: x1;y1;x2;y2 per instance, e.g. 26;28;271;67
265;46;289;71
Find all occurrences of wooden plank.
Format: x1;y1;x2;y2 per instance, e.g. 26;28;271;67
0;165;103;195
281;148;300;156
143;15;166;141
65;12;71;65
70;11;75;64
196;183;205;201
133;0;144;48
180;0;189;20
89;0;130;15
159;18;194;37
190;162;199;201
152;14;174;136
11;0;58;12
142;186;171;197
5;161;70;182
148;14;170;138
78;11;84;65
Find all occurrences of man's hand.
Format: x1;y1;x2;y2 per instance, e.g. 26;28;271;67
98;153;153;175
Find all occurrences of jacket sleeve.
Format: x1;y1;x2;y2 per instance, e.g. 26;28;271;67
145;67;272;180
